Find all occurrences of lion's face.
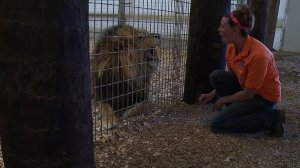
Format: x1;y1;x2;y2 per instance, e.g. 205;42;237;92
137;32;161;70
108;25;160;71
93;25;160;80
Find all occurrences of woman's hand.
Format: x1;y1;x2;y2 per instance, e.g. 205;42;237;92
211;89;256;111
198;90;216;105
213;97;226;111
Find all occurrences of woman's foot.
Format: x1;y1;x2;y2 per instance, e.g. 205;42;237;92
269;109;285;138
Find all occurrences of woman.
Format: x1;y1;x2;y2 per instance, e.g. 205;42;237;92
198;5;285;137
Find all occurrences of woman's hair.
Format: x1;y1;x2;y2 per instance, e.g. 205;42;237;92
225;5;255;37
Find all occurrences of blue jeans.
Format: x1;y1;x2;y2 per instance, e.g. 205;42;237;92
209;70;276;133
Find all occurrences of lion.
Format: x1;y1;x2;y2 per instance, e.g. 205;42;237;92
90;24;160;128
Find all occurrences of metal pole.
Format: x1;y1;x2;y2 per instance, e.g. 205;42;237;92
119;0;127;25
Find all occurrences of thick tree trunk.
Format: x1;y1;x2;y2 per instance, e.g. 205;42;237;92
183;0;231;104
0;0;95;167
265;0;280;50
248;0;268;43
249;0;280;50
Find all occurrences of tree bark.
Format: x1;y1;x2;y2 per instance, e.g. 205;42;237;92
248;0;280;50
265;0;280;50
183;0;231;104
248;0;268;43
0;0;95;167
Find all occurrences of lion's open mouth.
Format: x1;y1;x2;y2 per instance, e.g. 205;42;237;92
145;48;160;68
145;47;159;61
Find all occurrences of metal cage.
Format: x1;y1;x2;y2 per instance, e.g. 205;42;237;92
89;0;191;140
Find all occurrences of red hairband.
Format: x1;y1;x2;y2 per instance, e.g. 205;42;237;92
230;12;249;31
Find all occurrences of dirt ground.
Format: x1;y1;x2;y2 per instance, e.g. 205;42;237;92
0;52;299;168
94;52;300;168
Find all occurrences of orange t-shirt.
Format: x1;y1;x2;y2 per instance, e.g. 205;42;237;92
226;36;281;102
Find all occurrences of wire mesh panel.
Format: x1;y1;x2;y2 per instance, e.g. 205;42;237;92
89;0;190;140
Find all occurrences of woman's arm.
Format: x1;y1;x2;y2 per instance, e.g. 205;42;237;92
213;88;256;111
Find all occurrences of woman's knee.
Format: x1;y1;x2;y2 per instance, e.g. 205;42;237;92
209;70;226;86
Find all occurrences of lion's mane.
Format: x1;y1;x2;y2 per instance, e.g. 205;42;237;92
91;25;160;118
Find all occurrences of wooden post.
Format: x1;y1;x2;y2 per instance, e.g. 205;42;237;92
265;0;280;50
183;0;231;104
0;0;95;167
248;0;268;43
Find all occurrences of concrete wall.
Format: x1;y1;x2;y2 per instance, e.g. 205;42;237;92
274;0;300;53
281;0;300;52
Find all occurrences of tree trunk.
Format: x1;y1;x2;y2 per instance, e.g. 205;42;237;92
183;0;231;104
0;0;95;167
265;0;280;50
248;0;268;43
